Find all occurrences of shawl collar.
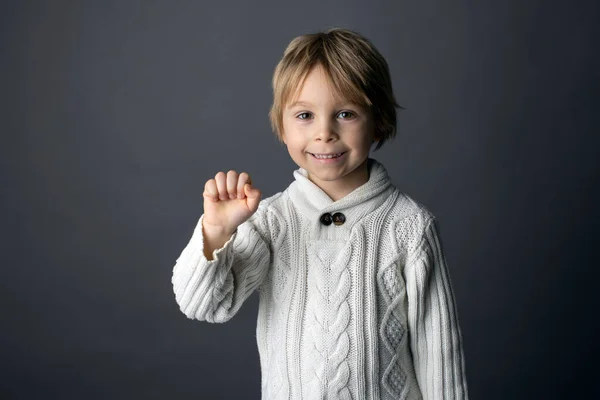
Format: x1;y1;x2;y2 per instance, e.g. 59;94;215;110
287;158;396;229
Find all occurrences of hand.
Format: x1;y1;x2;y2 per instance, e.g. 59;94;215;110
202;170;262;236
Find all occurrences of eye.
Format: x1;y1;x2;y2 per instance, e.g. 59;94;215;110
296;112;313;120
337;110;355;120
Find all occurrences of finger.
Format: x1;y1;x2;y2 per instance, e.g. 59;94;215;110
243;183;260;198
203;179;218;201
226;170;239;200
237;172;250;199
244;183;261;212
214;172;227;200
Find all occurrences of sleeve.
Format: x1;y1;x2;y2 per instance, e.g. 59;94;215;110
404;216;469;399
171;207;271;323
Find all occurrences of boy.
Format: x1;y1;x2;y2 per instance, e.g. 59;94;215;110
172;28;468;399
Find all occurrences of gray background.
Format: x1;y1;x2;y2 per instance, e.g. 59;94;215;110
2;0;599;398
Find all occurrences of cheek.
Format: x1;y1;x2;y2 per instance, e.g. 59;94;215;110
281;120;296;145
286;137;305;152
282;124;303;146
348;126;374;149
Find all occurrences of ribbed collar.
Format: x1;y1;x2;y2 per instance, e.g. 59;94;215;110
287;158;395;230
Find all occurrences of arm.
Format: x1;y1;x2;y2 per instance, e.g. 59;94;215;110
171;204;271;323
404;216;469;399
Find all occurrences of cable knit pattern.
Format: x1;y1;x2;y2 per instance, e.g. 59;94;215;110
172;158;469;400
304;239;353;399
259;206;291;399
376;212;428;399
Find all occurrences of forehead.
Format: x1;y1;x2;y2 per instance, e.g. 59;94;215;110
286;64;361;108
291;67;337;101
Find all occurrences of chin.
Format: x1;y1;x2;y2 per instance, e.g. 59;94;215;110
308;170;347;182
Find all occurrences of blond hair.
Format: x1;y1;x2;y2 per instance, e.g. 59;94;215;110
269;28;403;150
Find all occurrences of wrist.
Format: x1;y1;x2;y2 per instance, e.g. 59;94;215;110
202;219;236;240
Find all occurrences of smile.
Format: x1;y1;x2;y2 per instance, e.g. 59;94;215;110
310;152;346;159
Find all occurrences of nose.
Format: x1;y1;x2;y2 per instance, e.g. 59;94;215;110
314;119;339;142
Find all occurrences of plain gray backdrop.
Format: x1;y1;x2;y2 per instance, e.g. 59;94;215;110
2;0;599;398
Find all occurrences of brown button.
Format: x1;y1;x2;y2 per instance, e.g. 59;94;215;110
320;213;333;226
332;212;346;226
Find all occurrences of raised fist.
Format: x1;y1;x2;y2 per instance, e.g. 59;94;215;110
202;170;261;236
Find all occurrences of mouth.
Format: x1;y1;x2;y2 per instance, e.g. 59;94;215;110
309;152;347;159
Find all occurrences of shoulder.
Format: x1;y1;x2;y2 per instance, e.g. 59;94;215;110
243;190;289;244
246;191;287;228
388;190;436;224
385;190;438;256
254;190;288;218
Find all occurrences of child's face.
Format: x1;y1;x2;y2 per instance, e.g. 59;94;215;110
281;64;377;200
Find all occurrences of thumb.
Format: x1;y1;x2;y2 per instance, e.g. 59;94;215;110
244;183;261;212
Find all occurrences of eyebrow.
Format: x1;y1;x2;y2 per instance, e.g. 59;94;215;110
287;101;313;109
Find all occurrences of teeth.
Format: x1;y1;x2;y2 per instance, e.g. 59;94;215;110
313;153;343;159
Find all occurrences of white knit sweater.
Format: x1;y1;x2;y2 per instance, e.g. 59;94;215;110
172;158;469;400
